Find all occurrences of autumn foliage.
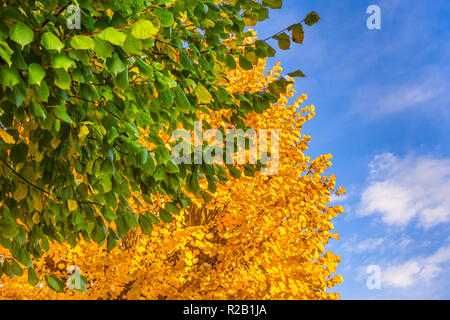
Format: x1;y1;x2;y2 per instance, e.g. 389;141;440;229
0;38;345;299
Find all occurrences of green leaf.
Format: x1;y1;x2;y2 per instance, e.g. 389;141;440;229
10;143;28;164
92;220;107;244
273;32;290;50
173;86;191;111
0;218;19;238
51;54;76;71
16;249;32;268
201;190;213;203
98;27;126;46
159;208;172;223
53;104;73;123
41;32;64;52
288;70;306;78
228;166;242;178
0;41;13;66
131;20;158;40
0;67;21;88
135;57;153;77
155;8;174;28
139;214;153;235
106;229;119;251
28;63;46;85
268;77;293;94
238;54;252;70
263;0;282;9
54;69;71;90
70;36;95;50
34;81;49;102
45;275;66;293
155;145;171;165
180;53;194;71
165;202;180;214
9;22;34;48
305;11;320;26
30;99;47;119
124;35;142;54
188;173;200;195
28;268;40;286
108;53;127;76
3;261;14;278
94;38;113;58
11;260;23;276
226;55;236;70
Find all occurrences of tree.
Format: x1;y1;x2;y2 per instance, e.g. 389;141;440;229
0;46;345;299
0;0;321;284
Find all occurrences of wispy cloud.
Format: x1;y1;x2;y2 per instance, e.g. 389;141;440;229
382;245;450;288
340;234;412;253
359;153;450;228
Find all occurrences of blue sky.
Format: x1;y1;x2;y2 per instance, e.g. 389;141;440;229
255;0;450;299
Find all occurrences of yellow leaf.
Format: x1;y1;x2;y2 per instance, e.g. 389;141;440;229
0;129;15;144
67;200;78;211
78;125;89;141
195;83;213;104
32;212;40;224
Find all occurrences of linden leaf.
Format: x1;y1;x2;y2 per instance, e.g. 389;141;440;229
131;20;158;40
13;184;28;202
195;83;213;104
98;27;127;46
67;200;78;212
28;63;46;86
70;36;95;50
9;22;34;48
41;32;65;52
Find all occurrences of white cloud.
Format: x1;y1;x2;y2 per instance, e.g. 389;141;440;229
383;261;422;288
359;153;450;228
382;245;450;288
376;83;445;115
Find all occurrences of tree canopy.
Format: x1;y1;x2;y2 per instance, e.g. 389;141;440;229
0;0;325;291
0;50;344;299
